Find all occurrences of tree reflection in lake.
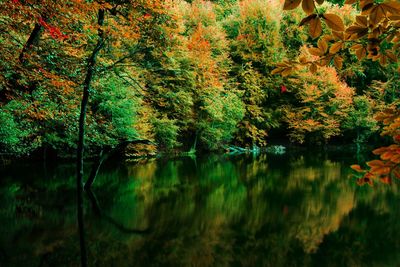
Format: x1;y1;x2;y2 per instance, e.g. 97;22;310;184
1;150;400;266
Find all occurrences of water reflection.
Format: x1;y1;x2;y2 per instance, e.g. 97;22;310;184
1;150;400;266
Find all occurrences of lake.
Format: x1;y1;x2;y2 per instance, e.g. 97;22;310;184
1;149;400;267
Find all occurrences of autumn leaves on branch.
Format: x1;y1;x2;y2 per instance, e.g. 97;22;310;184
273;0;400;76
274;0;400;185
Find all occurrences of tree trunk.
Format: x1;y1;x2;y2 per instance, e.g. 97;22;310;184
84;149;106;191
19;22;43;63
76;8;105;267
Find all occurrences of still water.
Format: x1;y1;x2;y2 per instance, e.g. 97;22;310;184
1;150;400;267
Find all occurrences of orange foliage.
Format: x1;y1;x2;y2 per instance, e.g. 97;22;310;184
276;0;400;186
284;66;354;143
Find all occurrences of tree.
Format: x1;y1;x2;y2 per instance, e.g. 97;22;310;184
274;0;400;183
284;66;354;144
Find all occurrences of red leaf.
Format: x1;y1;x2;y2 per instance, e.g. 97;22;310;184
281;85;287;93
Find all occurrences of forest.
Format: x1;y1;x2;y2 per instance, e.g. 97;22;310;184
0;0;399;175
1;1;400;266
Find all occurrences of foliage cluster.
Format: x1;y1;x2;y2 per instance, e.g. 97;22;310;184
0;0;398;157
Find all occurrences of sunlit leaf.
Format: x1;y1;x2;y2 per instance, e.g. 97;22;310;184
323;13;345;31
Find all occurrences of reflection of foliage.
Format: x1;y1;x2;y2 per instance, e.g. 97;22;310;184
2;152;400;266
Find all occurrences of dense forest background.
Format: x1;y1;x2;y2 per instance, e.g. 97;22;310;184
0;0;398;157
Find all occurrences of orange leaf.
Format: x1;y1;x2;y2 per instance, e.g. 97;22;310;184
351;164;364;172
373;147;388;155
284;0;302;10
391;154;400;164
367;159;385;167
323;13;345;31
333;55;343;69
318;38;328;53
302;0;315;14
309;47;324;56
309;17;322;38
369;6;385;25
300;14;318;26
355;15;368;27
329;42;343;54
381;151;394;160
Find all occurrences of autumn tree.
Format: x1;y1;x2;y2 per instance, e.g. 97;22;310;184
274;0;400;183
284;66;354;144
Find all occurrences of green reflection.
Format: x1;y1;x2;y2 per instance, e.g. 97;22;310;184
1;150;400;267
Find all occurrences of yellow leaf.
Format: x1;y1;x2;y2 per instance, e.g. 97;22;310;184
323;13;345;31
302;0;315;14
283;0;302;10
281;67;294;77
271;67;284;75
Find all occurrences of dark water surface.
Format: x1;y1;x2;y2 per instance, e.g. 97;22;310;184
1;150;400;267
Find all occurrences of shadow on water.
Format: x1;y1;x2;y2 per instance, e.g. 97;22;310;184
1;149;400;266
